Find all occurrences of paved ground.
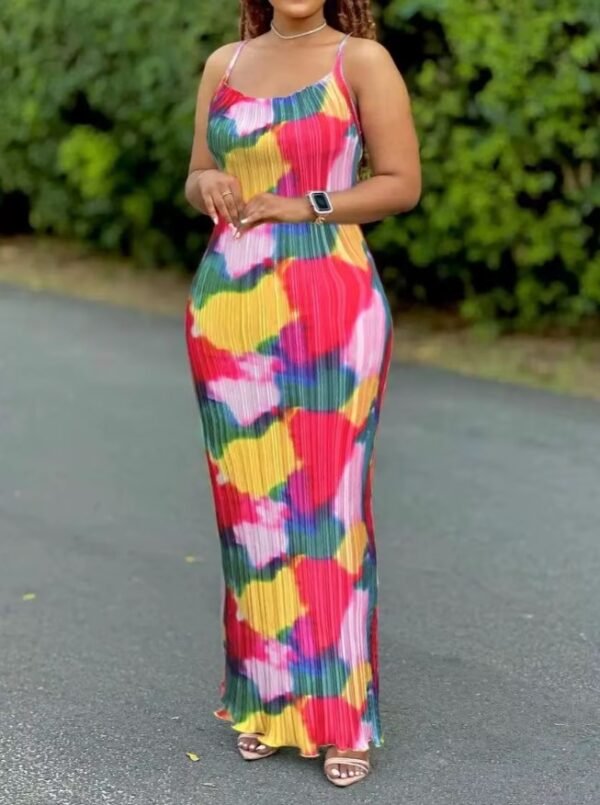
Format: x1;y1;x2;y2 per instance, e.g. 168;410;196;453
1;285;599;805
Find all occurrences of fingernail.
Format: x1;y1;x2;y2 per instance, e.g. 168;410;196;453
234;230;242;239
212;217;218;225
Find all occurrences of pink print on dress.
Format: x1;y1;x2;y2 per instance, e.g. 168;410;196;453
337;588;370;666
243;656;294;701
343;291;387;380
215;223;275;279
326;141;357;192
333;441;366;531
206;353;281;425
355;719;375;750
264;638;296;669
232;498;289;569
226;97;274;137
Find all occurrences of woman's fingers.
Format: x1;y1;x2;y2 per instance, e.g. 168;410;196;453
197;173;219;225
233;206;261;238
202;193;219;226
220;179;245;228
222;192;241;228
211;182;244;227
197;172;245;227
240;210;262;227
229;181;245;226
212;190;235;225
238;194;268;230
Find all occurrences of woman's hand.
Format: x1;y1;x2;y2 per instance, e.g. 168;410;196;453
192;169;244;228
235;193;314;238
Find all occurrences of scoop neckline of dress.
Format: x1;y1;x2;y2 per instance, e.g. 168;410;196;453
221;71;334;103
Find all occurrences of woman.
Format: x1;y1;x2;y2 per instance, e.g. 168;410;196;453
184;0;421;789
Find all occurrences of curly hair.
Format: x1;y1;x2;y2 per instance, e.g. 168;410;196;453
240;0;377;41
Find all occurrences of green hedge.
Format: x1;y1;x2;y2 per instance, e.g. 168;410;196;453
0;0;238;264
1;0;598;328
376;0;600;327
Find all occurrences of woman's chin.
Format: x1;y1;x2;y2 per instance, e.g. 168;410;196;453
271;1;325;19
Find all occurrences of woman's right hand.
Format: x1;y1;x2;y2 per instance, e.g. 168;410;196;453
193;169;244;229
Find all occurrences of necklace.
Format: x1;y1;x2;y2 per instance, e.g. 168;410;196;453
270;20;327;40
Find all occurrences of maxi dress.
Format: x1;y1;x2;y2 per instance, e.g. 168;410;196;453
184;34;393;757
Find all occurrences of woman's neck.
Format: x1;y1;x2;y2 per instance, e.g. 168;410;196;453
271;9;327;37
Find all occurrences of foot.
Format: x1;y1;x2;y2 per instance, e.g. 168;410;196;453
237;734;271;754
325;746;369;781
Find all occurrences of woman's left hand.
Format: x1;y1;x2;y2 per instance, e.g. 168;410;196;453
235;193;314;237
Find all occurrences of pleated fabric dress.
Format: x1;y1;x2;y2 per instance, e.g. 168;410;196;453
184;33;393;757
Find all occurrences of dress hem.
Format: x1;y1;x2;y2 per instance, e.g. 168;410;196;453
213;706;384;758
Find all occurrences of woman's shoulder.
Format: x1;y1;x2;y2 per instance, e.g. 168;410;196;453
344;36;396;71
342;35;403;94
203;41;244;76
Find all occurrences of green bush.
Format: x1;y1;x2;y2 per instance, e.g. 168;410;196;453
376;0;600;328
0;0;238;265
0;0;598;328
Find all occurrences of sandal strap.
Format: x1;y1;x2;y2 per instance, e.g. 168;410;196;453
324;756;370;772
237;732;269;741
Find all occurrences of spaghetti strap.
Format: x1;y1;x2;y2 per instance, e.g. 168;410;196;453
224;40;249;83
336;32;352;57
333;32;352;74
337;32;352;52
332;33;361;136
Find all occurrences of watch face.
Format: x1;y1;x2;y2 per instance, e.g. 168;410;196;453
311;192;333;213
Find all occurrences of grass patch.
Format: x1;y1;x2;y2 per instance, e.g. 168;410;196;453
393;311;600;401
0;235;190;317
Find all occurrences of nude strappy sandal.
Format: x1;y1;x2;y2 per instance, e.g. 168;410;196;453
236;733;280;761
323;753;371;787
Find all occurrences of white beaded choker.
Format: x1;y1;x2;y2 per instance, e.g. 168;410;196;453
270;20;327;40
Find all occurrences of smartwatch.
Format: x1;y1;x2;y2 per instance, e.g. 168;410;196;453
306;190;334;224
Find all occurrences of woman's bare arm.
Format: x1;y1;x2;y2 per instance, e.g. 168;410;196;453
184;43;245;224
326;38;422;222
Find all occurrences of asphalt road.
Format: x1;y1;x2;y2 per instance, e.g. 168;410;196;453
1;285;600;805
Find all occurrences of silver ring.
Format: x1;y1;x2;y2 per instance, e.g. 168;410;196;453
222;191;234;198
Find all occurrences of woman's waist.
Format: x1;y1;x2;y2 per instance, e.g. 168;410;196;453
204;220;373;269
209;218;365;244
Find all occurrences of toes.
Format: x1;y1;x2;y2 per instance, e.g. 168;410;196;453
329;759;368;781
239;735;269;753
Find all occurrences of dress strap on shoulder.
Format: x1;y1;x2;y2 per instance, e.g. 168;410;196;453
336;32;352;56
224;40;249;83
332;33;362;136
333;33;352;73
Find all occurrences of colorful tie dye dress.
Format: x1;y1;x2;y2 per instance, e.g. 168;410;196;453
184;33;393;757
